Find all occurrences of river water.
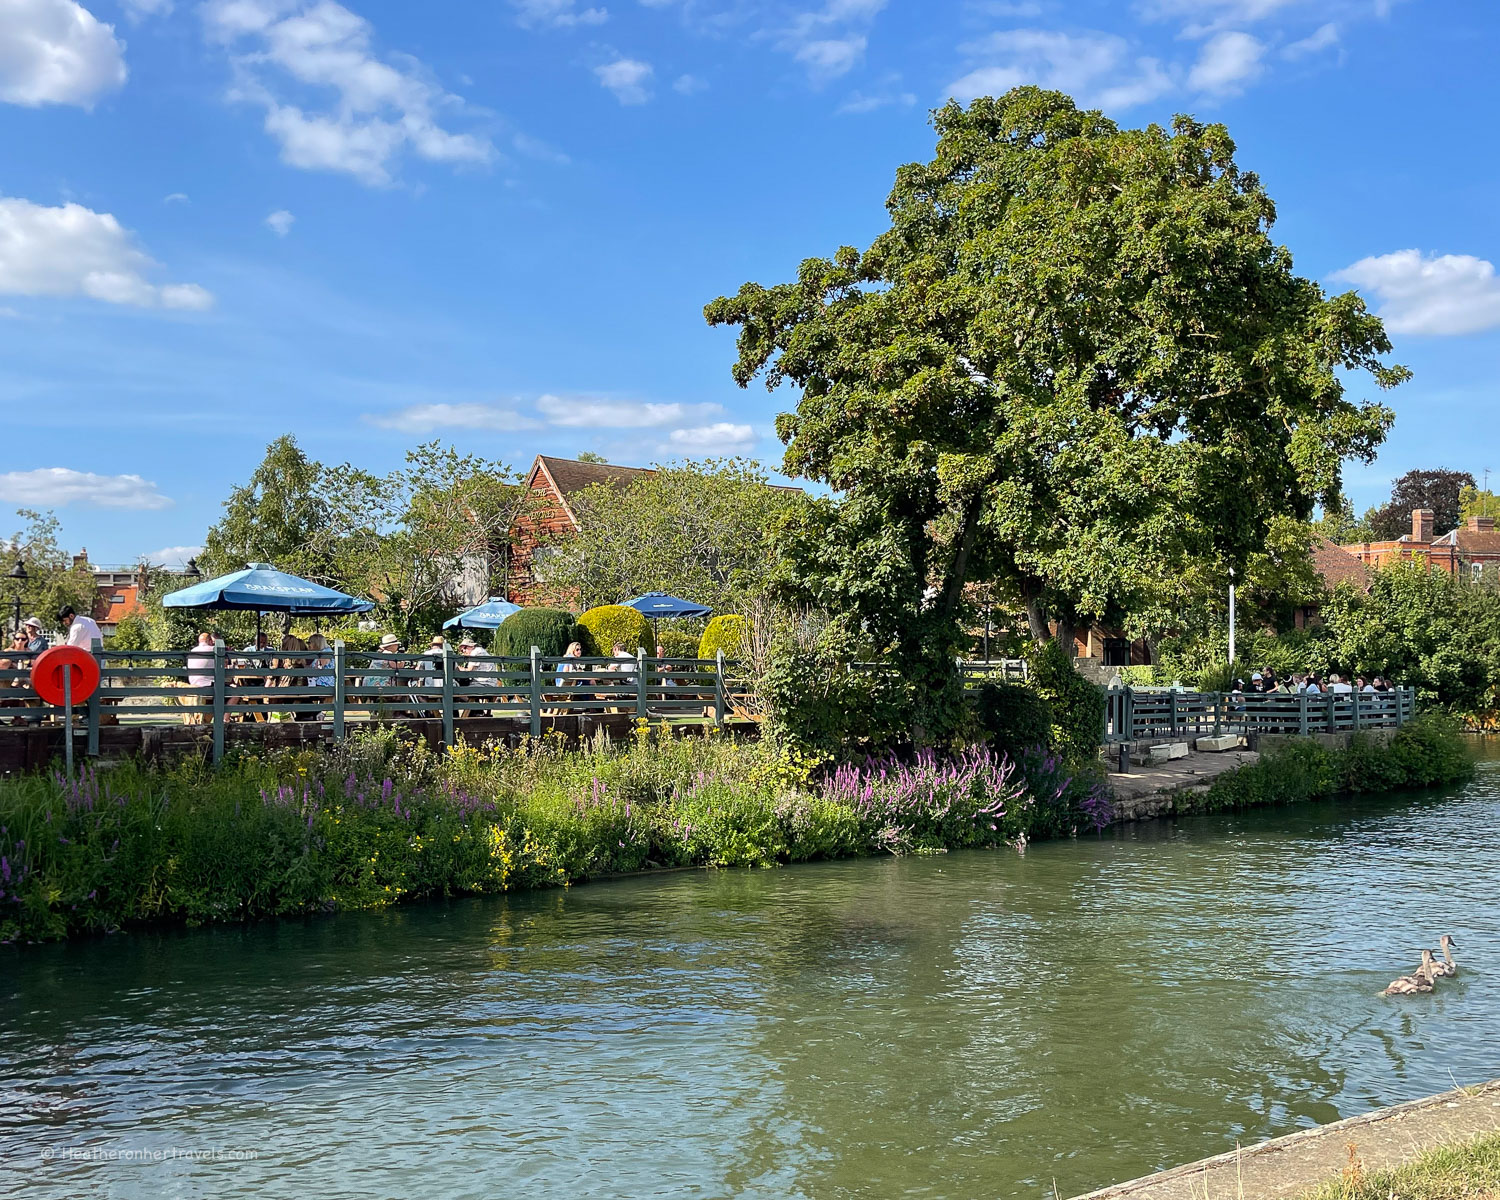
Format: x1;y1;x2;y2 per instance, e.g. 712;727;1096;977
3;744;1498;1200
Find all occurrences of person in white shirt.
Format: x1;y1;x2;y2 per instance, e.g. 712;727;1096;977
1328;673;1352;695
458;636;493;715
57;605;102;650
184;631;217;725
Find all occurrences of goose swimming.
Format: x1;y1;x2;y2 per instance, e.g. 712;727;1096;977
1381;949;1438;996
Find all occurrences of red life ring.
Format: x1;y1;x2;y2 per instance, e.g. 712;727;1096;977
31;645;101;706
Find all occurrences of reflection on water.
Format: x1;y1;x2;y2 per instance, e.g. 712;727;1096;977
2;745;1498;1200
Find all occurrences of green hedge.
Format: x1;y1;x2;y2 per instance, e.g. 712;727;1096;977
493;608;582;658
654;628;699;658
1028;638;1107;764
698;614;748;662
577;605;652;657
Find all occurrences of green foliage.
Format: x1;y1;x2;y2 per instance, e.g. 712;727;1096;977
707;88;1404;744
1460;483;1498;524
1318;563;1500;713
653;628;698;658
493;608;582;658
106;612;152;652
576;604;652;657
541;459;804;614
697;614;748;662
972;683;1053;760
1298;1130;1500;1200
1199;713;1471;813
1027;639;1107;763
6;508;97;627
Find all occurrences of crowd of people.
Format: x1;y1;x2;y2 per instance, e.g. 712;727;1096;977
1229;669;1395;695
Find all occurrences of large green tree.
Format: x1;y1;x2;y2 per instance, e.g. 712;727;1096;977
5;509;96;630
707;88;1405;738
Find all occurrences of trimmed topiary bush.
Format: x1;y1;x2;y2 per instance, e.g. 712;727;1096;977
973;682;1053;761
698;614;748;662
577;605;652;657
654;628;699;659
493;608;583;658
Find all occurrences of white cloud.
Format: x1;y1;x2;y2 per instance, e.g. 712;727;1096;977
664;423;756;453
122;0;173;15
163;191;190;204
510;0;606;27
0;196;214;310
947;29;1173;110
837;73;914;114
1330;250;1500;337
265;208;295;235
1187;30;1264;95
594;57;652;104
672;73;706;95
202;0;493;186
365;403;542;433
781;0;884;83
144;544;203;569
0;468;173;510
1282;21;1338;59
0;0;127;108
538;394;708;428
1138;0;1300;37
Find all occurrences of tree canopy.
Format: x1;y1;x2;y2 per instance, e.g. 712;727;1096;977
707;87;1406;738
1364;468;1475;539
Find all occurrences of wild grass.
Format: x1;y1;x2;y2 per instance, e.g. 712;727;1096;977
1299;1132;1500;1200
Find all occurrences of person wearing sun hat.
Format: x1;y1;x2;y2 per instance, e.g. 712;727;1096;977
21;616;48;655
456;633;493;714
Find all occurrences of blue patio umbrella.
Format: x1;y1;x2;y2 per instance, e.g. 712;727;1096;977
443;597;522;630
623;592;713;620
163;563;373;638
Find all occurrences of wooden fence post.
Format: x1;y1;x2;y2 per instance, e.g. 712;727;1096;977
529;645;542;739
333;640;346;742
636;648;648;720
1213;692;1223;737
87;636;103;758
1351;688;1360;731
211;638;226;765
1169;689;1178;736
441;644;456;747
1298;690;1308;736
715;650;726;726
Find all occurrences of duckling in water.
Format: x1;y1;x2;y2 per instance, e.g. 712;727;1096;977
1381;949;1438;996
1431;934;1459;978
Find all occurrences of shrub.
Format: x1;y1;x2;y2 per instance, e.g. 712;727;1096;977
973;682;1053;761
494;608;582;658
762;640;909;757
1027;638;1107;764
698;615;749;662
576;605;652;657
654;628;699;659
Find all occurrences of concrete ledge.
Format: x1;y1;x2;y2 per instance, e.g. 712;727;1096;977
1071;1079;1500;1200
1195;734;1243;753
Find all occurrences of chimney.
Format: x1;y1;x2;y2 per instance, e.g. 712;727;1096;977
1412;509;1434;542
72;547;89;569
1469;515;1496;533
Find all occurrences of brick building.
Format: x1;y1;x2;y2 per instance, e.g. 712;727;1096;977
1342;508;1500;581
504;456;654;605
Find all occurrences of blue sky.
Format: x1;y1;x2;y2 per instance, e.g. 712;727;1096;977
1;0;1496;567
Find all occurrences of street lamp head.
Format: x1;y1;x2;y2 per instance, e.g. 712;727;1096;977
185;558;202;579
6;557;26;582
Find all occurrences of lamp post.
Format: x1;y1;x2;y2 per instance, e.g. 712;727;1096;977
184;557;202;580
1227;567;1237;668
6;556;26;635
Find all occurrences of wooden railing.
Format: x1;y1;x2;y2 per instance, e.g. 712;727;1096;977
0;642;753;763
1102;686;1417;744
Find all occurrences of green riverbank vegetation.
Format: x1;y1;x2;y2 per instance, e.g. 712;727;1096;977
1192;713;1474;814
0;723;1109;944
1300;1129;1500;1200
